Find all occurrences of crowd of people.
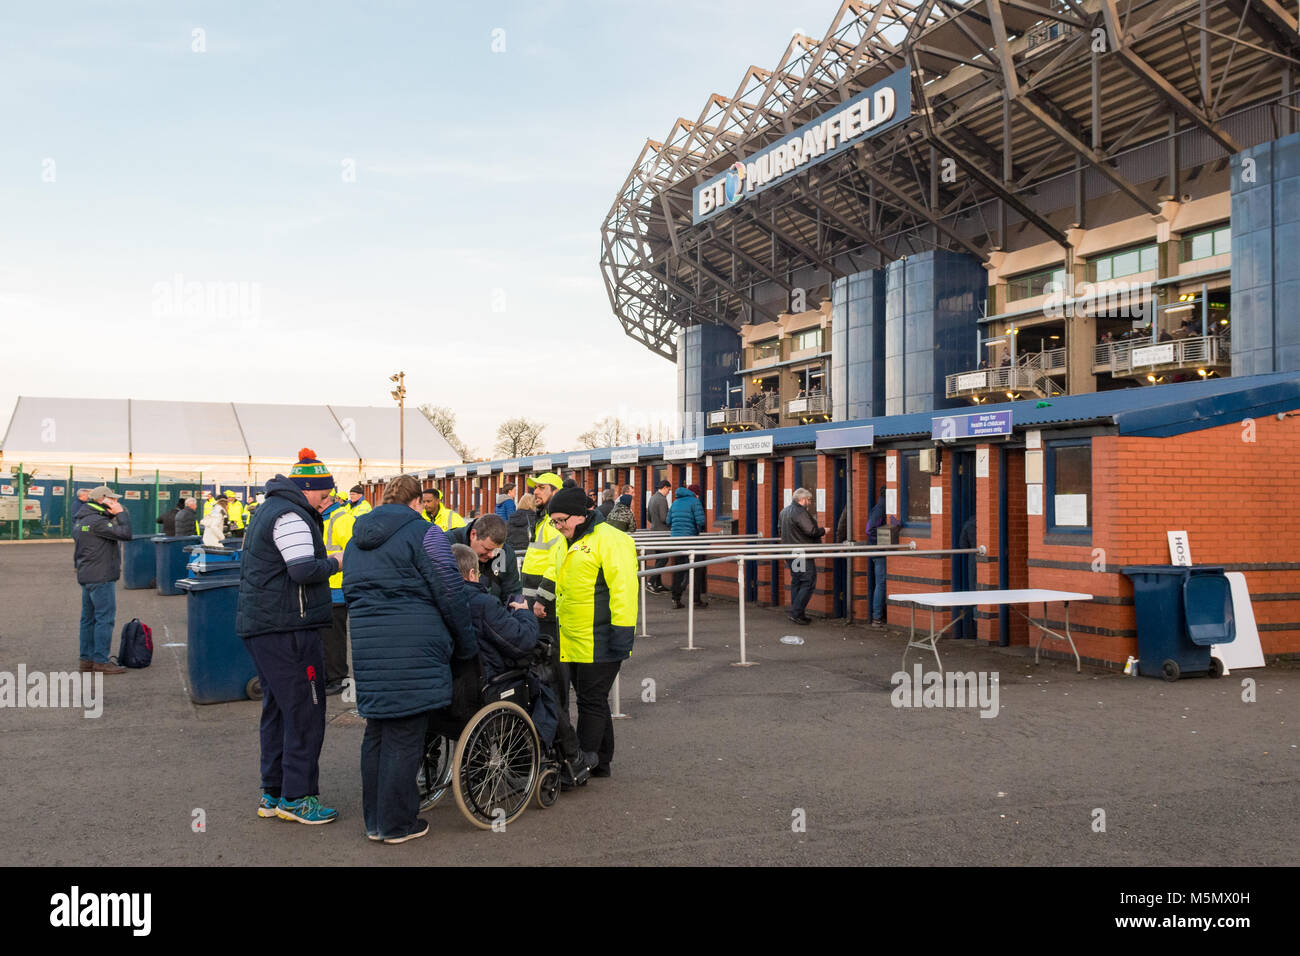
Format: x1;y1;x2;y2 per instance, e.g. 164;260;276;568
231;450;639;844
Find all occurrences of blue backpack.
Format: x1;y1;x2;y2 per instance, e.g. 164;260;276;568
115;618;154;669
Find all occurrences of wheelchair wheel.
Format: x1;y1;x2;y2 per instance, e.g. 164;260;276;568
534;767;560;809
452;701;540;830
418;734;454;813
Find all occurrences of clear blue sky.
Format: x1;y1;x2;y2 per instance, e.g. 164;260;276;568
0;0;840;456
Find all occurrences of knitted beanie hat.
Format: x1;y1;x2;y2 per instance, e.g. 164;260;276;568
289;448;335;491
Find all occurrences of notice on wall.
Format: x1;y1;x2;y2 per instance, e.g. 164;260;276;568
0;485;13;495
975;448;989;479
1026;484;1043;516
1025;450;1044;484
124;490;141;500
816;489;826;514
53;485;66;495
685;465;693;484
885;487;897;516
929;485;943;516
1055;494;1088;526
1026;429;1042;450
784;488;794;508
885;456;897;483
158;490;171;501
29;485;45;496
1167;531;1192;566
706;490;713;511
757;461;765;483
731;489;740;513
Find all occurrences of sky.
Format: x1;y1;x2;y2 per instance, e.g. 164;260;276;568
0;0;841;458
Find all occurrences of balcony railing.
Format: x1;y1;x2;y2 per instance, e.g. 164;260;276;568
945;348;1066;399
786;392;829;415
708;406;775;429
1093;334;1230;375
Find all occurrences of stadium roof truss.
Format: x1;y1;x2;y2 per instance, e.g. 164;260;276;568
600;0;1300;360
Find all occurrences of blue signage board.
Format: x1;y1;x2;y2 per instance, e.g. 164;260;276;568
931;411;1013;440
692;68;912;225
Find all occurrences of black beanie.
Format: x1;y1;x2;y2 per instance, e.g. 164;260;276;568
548;487;594;517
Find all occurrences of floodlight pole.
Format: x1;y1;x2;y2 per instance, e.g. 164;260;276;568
390;371;407;474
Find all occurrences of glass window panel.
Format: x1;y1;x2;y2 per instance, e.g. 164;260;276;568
1094;259;1112;281
1112;250;1139;276
905;453;930;523
1139;246;1157;272
1191;233;1213;260
1215;227;1231;255
1051;443;1092;528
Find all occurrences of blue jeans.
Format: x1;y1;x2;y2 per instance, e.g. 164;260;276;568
79;581;117;663
361;710;429;838
870;557;887;621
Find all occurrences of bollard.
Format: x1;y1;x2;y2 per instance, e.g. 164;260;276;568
637;547;650;639
686;551;696;650
732;556;757;667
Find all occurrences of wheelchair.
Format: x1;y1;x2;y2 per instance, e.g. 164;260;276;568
418;652;570;830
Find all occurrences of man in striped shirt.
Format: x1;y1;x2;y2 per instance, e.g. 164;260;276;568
236;449;344;826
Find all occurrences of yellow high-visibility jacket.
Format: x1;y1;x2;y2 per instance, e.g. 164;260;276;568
520;513;563;607
421;504;465;532
347;499;373;519
323;502;359;593
553;520;638;664
225;499;246;530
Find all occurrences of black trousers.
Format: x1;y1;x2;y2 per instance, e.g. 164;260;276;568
323;603;349;684
545;625;581;762
570;659;622;770
670;554;704;603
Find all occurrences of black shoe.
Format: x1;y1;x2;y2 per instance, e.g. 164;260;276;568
672;598;685;609
694;600;709;609
590;764;611;778
560;756;591;791
325;680;346;697
797;614;813;625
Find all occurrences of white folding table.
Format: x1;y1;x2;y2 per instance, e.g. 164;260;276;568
888;589;1095;673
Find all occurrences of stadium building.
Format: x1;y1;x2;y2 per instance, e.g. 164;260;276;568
368;0;1300;667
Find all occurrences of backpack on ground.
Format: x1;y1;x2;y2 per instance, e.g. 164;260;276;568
606;501;635;533
114;618;154;668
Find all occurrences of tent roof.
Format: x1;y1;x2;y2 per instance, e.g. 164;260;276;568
1;397;460;466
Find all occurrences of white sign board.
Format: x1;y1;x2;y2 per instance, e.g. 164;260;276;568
929;485;943;516
1167;530;1192;566
1026;429;1041;450
476;463;492;477
885;488;897;516
532;458;551;472
706;490;713;510
610;448;639;465
29;485;45;496
729;434;773;456
731;489;740;513
663;442;698;461
1025;450;1044;484
685;465;693;484
787;398;808;414
885;456;897;483
757;461;765;483
1026;484;1043;516
784;488;794;508
502;461;520;474
975;448;989;479
957;371;988;391
1132;343;1175;366
568;453;592;469
1215;573;1266;672
1055;494;1088;526
454;466;468;478
708;411;726;426
816;489;826;514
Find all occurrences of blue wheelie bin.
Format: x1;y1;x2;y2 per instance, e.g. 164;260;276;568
155;535;200;595
185;545;242;582
175;577;258;703
1121;565;1236;681
121;535;158;590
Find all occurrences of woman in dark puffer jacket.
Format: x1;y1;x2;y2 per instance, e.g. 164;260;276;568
506;493;539;553
343;475;477;844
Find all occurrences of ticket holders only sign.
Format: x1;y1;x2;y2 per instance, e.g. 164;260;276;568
729;435;773;456
931;411;1013;440
692;68;911;225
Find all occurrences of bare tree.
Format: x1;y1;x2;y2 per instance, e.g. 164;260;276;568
576;415;634;449
494;417;546;459
418;404;473;460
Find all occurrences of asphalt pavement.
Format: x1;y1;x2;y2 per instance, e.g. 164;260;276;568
2;541;1295;866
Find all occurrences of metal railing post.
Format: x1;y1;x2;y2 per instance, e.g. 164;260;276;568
732;556;757;667
637;546;649;638
610;673;627;719
687;550;695;648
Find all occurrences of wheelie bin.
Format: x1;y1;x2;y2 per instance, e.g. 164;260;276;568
155;535;200;595
185;545;242;582
175;577;259;703
121;535;158;590
1120;565;1236;680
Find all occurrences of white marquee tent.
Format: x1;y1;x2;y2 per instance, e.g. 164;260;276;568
0;397;460;486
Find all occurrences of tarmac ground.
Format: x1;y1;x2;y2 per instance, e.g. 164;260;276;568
2;541;1295;866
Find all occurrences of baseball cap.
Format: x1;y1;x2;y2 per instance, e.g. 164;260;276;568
526;471;563;490
87;485;120;500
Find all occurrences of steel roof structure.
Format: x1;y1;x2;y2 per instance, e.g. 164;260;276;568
600;0;1300;360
